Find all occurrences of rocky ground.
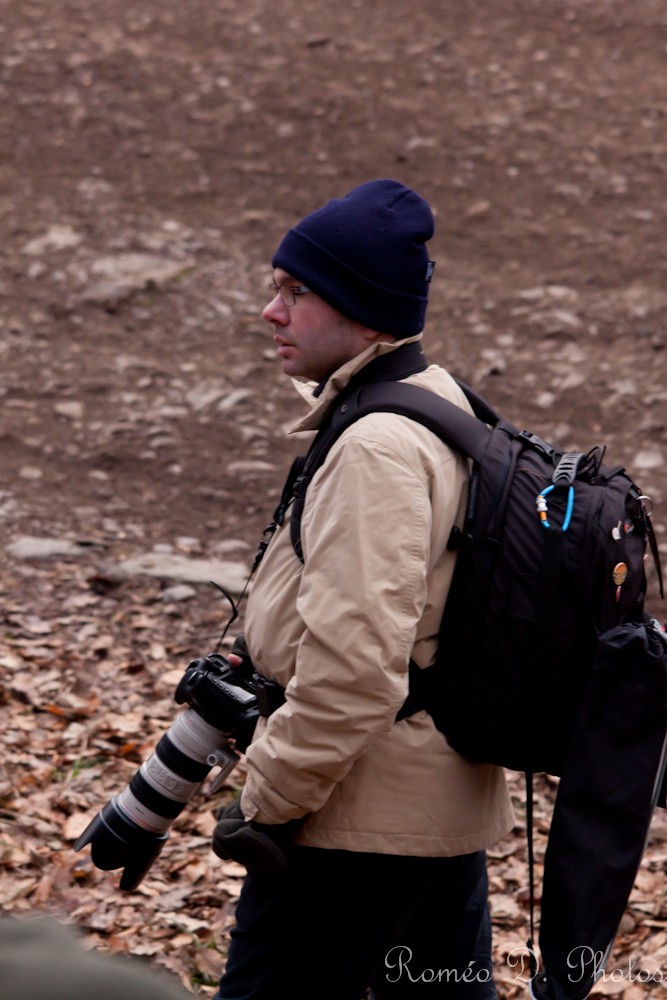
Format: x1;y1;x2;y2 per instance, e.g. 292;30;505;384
1;0;666;996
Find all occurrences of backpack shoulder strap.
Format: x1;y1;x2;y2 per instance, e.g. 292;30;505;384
336;381;494;463
290;378;501;562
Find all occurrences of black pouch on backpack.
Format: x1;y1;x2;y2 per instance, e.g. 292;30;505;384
531;618;667;1000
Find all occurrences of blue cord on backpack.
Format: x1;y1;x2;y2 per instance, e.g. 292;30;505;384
536;484;575;531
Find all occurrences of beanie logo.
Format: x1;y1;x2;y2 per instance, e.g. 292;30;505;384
425;260;436;283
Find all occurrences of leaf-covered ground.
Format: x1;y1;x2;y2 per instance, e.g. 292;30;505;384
2;518;666;998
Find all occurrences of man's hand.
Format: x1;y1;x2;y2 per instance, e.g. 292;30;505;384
211;800;299;871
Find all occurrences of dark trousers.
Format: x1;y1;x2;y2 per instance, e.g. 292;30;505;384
214;847;497;1000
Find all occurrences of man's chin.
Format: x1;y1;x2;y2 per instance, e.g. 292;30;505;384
280;358;309;379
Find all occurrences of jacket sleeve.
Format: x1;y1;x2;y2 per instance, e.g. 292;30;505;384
241;420;466;824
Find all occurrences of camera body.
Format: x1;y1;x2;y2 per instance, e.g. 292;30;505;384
74;653;260;890
174;653;258;753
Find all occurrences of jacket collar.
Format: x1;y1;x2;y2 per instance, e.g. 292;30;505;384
288;333;424;434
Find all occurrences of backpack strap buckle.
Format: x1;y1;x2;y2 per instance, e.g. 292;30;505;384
517;429;558;459
252;672;287;717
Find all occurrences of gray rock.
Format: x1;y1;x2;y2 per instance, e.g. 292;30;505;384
78;253;196;305
6;536;102;559
23;225;82;255
107;552;250;593
159;584;197;603
54;400;84;420
226;460;275;475
633;449;664;471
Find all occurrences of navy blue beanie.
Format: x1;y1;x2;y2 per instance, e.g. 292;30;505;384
272;179;435;338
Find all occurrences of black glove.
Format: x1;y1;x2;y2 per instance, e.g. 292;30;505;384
211;800;299;871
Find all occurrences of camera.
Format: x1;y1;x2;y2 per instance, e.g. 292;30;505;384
74;653;259;890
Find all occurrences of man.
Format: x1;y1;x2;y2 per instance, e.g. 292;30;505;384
211;180;513;999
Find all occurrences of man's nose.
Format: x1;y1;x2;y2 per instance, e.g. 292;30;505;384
262;294;289;325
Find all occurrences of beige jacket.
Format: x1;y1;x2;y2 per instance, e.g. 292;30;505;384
240;336;514;856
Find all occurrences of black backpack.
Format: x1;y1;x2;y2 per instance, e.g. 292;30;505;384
272;341;667;999
282;342;663;775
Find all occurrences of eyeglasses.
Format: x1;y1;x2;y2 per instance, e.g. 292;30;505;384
268;281;311;307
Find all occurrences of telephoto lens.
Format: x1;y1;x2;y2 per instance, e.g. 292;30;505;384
74;654;260;890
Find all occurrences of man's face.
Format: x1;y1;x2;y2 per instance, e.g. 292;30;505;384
263;269;381;383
